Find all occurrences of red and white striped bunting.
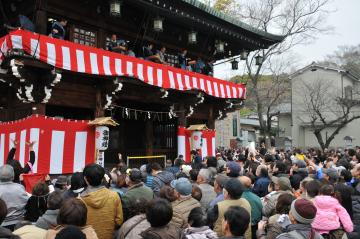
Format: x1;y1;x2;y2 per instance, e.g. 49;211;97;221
0;30;246;99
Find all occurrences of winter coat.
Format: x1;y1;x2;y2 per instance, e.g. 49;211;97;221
198;183;217;210
0;182;28;226
290;169;308;190
35;209;59;230
12;225;47;239
171;195;201;228
122;183;154;220
184;226;218;239
252;177;270;198
81;186;123;239
242;189;263;225
24;194;48;222
276;224;323;239
349;194;360;239
117;214;150;239
6;148;35;183
0;227;20;239
312;195;353;234
140;224;184;239
263;191;289;218
152;171;175;195
45;225;98;239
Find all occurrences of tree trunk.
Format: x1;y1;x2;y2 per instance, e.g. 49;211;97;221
314;130;326;151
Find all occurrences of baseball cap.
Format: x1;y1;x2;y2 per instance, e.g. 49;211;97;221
170;178;192;196
226;161;241;176
128;168;143;182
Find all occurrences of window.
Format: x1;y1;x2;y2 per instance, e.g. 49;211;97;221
344;86;353;100
232;116;238;137
72;26;97;47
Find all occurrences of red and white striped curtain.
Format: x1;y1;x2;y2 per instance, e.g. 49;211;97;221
177;126;215;163
0;115;95;174
0;30;246;99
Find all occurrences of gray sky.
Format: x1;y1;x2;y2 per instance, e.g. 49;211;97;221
214;0;360;79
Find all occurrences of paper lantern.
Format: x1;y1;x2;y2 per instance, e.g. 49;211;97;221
188;31;197;44
95;126;110;150
191;131;203;150
110;0;121;17
154;17;163;32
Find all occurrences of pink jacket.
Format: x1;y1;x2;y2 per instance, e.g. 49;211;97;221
312;195;353;234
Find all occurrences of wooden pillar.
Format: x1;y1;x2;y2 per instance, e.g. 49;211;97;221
145;120;153;156
208;105;215;129
35;0;48;34
177;103;186;127
95;88;104;117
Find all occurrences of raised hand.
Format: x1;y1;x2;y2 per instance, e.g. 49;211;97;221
26;141;37;150
11;139;19;147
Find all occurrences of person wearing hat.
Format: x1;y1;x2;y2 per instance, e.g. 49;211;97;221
276;198;322;239
322;167;339;184
209;174;229;209
54;176;68;192
122;168;154;221
170;178;201;228
225;161;241;178
208;178;252;239
252;165;270;198
263;176;293;218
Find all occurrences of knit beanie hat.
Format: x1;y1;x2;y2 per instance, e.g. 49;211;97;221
290;198;317;224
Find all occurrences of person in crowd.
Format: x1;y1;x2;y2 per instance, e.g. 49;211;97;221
209;174;229;209
127;45;136;57
144;164;154;188
239;176;263;239
197;168;217;210
312;184;353;236
190;169;200;183
157;46;168;64
171;178;201;228
272;161;288;178
111;174;128;197
121;168;154;220
202;58;214;76
107;34;127;54
117;198;150;239
0;198;20;238
6;140;36;183
81;163;123;239
159;185;186;228
221;206;250;239
49;19;67;39
225;161;241;178
206;156;218;185
208;178;252;238
142;42;156;61
54;225;86;239
178;49;188;70
322;167;339;184
275;198;322;239
62;172;86;200
350;169;360;239
151;162;175;196
140;198;184;239
290;159;308;190
12;221;47;239
166;158;184;175
36;190;64;230
54;175;68;192
263;176;293;218
303;179;320;201
45;198;97;239
24;181;49;222
0;164;28;231
192;184;203;202
334;183;353;219
184;207;218;239
252;165;270;198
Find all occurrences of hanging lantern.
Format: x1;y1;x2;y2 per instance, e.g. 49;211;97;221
154;16;163;32
110;0;121;17
240;50;248;60
188;31;197;44
231;59;239;70
255;55;264;66
215;41;224;53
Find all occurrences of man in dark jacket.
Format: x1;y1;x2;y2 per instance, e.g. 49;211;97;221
290;160;308;190
151;163;175;196
6;140;36;183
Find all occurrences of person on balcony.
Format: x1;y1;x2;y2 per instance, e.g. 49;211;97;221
49;19;67;40
107;34;127;54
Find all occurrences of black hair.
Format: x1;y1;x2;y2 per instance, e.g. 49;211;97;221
128;198;149;219
320;184;334;196
146;199;173;227
192;185;202;202
176;172;189;179
206;156;217;168
238;154;246;162
57;198;87;227
55;225;86;239
188;207;207;227
70;172;86;191
174;158;184;167
189;169;199;182
304;180;320;198
275;193;295;214
334;183;353;219
225;178;245;199
83;163;105;187
259;167;269;178
224;206;250;236
150;162;162;171
48;190;64;210
341;170;352;183
275;161;286;173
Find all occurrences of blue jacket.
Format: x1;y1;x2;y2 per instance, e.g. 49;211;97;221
252;177;270;197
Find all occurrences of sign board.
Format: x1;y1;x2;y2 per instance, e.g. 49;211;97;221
95;126;109;150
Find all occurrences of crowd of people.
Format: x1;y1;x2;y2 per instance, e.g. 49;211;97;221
0;141;359;239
